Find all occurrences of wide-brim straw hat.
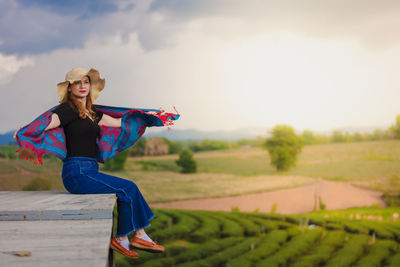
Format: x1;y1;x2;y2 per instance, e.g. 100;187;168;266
57;67;105;103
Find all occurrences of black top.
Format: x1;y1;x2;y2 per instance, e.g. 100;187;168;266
53;102;103;159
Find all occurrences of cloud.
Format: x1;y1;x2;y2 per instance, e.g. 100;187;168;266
0;0;136;55
4;0;399;57
0;52;34;85
2;22;400;134
1;0;400;134
0;0;185;55
0;29;231;133
17;0;121;18
149;0;400;49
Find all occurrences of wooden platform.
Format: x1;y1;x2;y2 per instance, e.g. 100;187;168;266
0;191;116;266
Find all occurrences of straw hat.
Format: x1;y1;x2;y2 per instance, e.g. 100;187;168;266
57;67;105;103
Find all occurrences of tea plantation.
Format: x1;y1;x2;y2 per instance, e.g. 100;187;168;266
115;209;400;267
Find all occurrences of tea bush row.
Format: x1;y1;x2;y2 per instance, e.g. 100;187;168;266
150;210;199;242
228;230;289;267
121;209;400;267
387;250;400;267
188;211;221;242
208;213;244;237
256;229;323;267
291;230;346;267
226;213;261;236
175;237;242;263
355;239;398;267
146;210;172;234
176;237;261;267
324;234;370;267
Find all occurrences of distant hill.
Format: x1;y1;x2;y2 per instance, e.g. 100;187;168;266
142;127;271;141
142;125;385;141
1;128;269;144
0;131;15;145
1;125;385;145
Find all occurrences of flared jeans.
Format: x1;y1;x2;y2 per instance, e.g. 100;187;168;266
61;157;155;237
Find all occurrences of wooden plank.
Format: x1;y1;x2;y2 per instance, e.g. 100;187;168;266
0;219;113;267
0;191;116;221
0;212;112;221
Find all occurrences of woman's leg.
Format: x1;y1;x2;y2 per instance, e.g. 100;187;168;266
64;169;154;237
74;173;163;252
62;158;163;253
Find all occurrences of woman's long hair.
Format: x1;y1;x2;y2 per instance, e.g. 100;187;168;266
62;77;97;121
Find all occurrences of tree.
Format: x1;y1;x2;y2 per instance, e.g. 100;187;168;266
302;130;315;145
189;139;230;152
390;115;400;139
7;150;16;159
104;150;129;171
163;138;183;154
331;130;346;143
175;149;197;173
129;138;146;156
371;129;385;141
264;125;304;171
353;132;363;142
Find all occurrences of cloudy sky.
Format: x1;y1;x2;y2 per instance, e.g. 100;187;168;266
1;0;400;134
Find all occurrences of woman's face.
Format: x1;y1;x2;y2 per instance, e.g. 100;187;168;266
69;76;90;99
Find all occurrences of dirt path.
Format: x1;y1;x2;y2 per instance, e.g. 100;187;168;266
152;178;386;214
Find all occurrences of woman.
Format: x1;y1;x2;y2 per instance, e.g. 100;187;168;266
14;67;176;259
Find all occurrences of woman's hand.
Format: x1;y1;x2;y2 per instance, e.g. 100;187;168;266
98;114;122;128
13;129;19;140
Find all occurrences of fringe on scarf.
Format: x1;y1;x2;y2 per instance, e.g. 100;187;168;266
15;147;43;165
157;106;180;131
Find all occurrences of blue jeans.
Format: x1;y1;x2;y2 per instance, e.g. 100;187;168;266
61;157;155;237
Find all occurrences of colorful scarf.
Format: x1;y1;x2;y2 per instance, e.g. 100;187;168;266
15;104;180;165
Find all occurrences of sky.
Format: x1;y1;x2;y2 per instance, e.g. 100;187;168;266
1;0;400;134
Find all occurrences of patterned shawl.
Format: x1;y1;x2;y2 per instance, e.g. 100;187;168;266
15;104;180;165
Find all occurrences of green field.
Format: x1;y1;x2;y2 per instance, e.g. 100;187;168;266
130;140;400;181
126;140;400;203
115;208;400;267
1;140;400;204
0;146;64;191
2;141;400;266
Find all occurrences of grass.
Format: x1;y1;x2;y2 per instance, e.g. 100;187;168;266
130;140;400;180
1;140;400;204
114;207;400;267
0;161;19;174
0;144;19;153
0;155;63;190
128;171;313;203
3;141;400;266
126;140;400;202
302;206;400;222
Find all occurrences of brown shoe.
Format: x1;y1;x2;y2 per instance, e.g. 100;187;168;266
130;236;165;253
110;237;139;259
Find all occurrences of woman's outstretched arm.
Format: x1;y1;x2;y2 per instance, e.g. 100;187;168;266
45;113;61;131
13;113;61;140
98;114;122;128
97;111;159;128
